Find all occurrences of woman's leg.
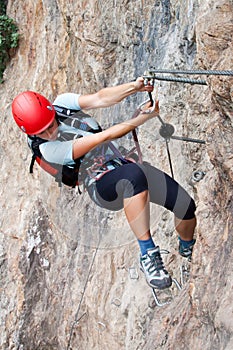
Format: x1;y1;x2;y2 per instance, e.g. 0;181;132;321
142;162;197;257
93;164;153;243
123;189;172;289
175;216;197;258
123;190;151;240
92;162;197;248
89;163;173;289
175;216;196;241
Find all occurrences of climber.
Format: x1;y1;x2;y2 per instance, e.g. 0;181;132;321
12;77;196;290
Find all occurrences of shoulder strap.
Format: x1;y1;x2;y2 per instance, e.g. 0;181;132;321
28;135;82;187
28;135;48;157
28;135;49;174
53;106;125;160
29;154;36;174
53;105;79;117
54;105;102;133
54;105;95;121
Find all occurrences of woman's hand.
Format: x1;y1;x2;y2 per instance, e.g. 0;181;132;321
79;77;154;109
72;99;160;160
134;77;154;93
140;99;160;119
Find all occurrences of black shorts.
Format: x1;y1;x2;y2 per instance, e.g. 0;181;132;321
87;162;196;220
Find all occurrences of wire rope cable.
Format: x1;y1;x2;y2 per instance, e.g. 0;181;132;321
147;68;233;76
152;75;207;85
143;68;233;85
66;237;100;349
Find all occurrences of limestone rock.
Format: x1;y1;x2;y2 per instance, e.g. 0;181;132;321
0;0;232;349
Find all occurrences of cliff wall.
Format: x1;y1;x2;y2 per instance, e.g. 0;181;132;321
0;0;232;349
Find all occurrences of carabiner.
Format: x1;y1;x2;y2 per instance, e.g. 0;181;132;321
138;96;157;114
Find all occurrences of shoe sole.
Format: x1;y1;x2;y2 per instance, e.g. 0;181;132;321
140;266;172;290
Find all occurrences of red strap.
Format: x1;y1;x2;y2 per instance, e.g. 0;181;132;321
36;157;58;176
131;109;143;164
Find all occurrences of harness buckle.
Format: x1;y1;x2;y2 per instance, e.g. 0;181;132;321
85;157;128;186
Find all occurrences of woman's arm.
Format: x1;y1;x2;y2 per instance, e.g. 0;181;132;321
72;101;159;160
78;77;153;110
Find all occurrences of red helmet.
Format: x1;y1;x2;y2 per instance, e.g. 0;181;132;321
12;91;55;135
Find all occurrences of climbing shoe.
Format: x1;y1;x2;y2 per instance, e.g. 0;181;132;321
178;238;196;261
140;246;172;290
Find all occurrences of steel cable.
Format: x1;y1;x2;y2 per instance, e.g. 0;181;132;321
147;68;233;76
152;75;207;85
143;68;233;85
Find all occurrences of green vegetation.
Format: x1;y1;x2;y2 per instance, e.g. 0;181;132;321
0;1;7;15
0;1;19;83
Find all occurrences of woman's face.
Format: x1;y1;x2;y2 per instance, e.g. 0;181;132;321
36;119;58;140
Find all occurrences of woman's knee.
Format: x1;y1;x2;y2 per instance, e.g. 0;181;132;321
174;197;196;220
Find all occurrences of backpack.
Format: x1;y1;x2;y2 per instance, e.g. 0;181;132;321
28;108;102;188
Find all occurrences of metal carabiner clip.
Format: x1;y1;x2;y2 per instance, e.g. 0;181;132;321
138;95;157;114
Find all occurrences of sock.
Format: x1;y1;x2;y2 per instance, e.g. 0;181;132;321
138;237;156;256
178;237;195;248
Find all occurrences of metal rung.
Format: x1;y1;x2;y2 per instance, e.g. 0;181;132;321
151;278;182;307
180;262;191;286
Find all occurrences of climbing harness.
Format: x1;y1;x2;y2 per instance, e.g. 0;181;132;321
85;156;130;186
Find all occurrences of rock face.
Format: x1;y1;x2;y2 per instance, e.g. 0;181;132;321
0;0;232;349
